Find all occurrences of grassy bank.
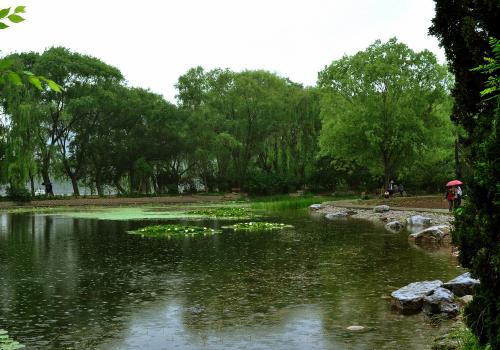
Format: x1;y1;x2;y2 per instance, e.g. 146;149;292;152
250;194;357;211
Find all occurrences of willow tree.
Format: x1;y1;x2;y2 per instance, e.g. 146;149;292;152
318;38;453;188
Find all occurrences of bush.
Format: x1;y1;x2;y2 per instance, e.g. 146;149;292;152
6;186;31;203
453;104;500;348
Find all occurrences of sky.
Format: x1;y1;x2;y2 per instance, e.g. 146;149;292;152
1;0;445;103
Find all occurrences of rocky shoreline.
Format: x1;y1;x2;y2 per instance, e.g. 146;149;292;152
310;202;453;228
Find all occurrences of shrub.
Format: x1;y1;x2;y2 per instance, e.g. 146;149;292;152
6;186;31;203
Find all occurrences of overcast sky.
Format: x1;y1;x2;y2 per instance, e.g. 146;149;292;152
1;0;445;103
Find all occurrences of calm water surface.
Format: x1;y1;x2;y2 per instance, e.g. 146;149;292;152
0;208;462;349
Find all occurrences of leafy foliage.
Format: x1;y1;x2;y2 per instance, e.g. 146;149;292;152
430;1;500;347
318;38;454;188
5;186;30;203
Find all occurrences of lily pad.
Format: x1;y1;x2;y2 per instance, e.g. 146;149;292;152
128;224;220;239
222;222;294;231
0;329;25;349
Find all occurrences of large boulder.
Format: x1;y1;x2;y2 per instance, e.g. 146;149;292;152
385;221;403;232
374;205;390;213
408;225;451;245
406;215;432;227
391;280;443;313
443;272;480;297
422;287;459;318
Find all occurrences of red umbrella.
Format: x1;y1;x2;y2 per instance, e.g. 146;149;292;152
446;180;463;187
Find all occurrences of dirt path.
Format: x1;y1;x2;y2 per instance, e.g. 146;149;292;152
0;193;242;210
328;195;451;212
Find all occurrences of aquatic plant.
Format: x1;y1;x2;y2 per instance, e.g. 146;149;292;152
187;207;251;218
0;329;25;350
222;222;294;231
128;224;220;238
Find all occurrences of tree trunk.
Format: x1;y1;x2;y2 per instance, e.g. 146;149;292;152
455;138;462;180
69;174;80;197
42;165;54;196
29;173;35;197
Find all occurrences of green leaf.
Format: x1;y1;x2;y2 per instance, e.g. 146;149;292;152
41;77;62;92
0;7;11;19
22;70;34;76
0;58;15;70
14;6;26;13
0;21;9;29
7;71;22;85
8;14;24;23
28;75;43;90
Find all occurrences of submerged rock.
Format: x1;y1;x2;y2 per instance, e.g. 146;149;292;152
406;215;432;227
374;205;390;213
443;272;480;297
422;287;459;318
391;280;443;313
346;325;365;331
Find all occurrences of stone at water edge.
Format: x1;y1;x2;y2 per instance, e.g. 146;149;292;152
406;215;432;227
459;295;473;304
408;225;451;245
443;272;480;297
325;212;348;219
346;325;365;331
385;221;403;232
309;204;322;211
422;287;460;318
391;280;443;313
374;205;390;213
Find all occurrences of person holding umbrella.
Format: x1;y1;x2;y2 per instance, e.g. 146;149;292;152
445;180;463;212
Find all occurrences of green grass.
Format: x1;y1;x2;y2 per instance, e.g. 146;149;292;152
128;224;220;239
433;323;492;350
250;195;333;210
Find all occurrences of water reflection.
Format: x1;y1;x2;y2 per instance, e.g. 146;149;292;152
0;210;463;349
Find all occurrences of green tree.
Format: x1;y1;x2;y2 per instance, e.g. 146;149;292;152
30;47;123;195
317;38;453;188
430;1;500;347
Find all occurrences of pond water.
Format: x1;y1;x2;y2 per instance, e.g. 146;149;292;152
0;207;462;349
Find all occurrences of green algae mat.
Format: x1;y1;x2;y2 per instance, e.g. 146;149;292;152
40;205;254;221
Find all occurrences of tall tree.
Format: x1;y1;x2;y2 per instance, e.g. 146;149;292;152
430;1;500;347
31;47;123;195
317;38;453;188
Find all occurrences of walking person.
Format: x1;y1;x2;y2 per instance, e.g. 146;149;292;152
398;183;404;196
455;185;462;208
445;186;456;212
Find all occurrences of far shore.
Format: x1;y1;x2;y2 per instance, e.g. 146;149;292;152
0;193;242;210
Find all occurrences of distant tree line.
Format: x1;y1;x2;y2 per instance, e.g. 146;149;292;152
0;39;456;197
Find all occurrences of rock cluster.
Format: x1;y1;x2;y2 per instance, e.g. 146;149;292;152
390;273;479;317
